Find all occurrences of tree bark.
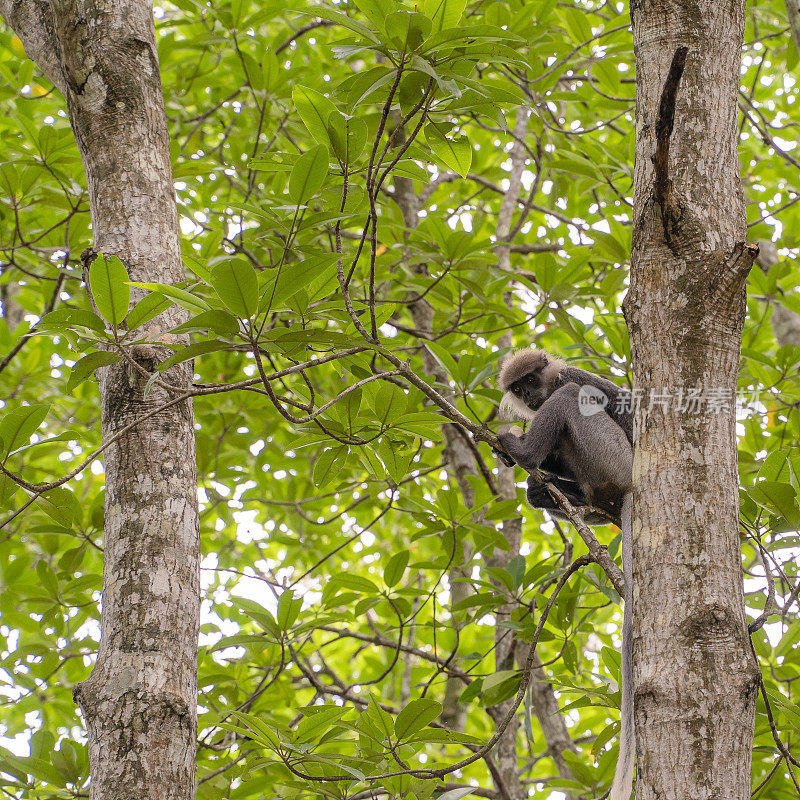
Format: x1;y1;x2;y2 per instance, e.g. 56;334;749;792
0;2;199;799
784;0;800;58
625;3;760;799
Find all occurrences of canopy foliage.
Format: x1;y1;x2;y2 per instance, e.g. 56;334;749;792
0;0;798;797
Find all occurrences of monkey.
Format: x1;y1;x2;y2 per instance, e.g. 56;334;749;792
495;349;632;519
495;348;634;800
498;349;633;445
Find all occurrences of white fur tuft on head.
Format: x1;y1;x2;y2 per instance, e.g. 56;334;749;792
498;348;565;391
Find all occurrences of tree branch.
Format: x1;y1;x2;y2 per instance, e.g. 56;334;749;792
0;0;66;95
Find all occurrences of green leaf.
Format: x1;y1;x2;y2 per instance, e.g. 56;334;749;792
89;254;131;326
289;144;330;205
39;308;107;334
748;480;800;527
592;719;621;758
41;487;81;527
424;340;459;380
766;691;800;735
299;752;366;781
226;711;281;749
210;259;259;319
0;404;49;456
294;706;347;744
508;554;526;590
313;445;348;487
372;382;407;423
378;437;411;484
277;588;302;631
67;351;122;393
411;54;460;96
293;85;338;147
451;591;503;612
302;6;380;42
6;429;86;457
129;282;211;315
326;112;367;165
210;633;269;652
126;292;173;331
36;559;59;597
480;670;522;706
550;156;604;181
385;11;432;50
240;52;264;91
329;573;380;594
394;698;442;740
157;340;230;372
421;0;467;32
50;741;83;783
353;0;394;30
0;751;62;785
383;550;409;588
424;124;471;177
437;790;476;800
265;254;338;310
262;49;281;93
459;677;483;703
235;598;281;638
775;624;800;659
169;310;240;337
757;451;790;482
358;698;395;742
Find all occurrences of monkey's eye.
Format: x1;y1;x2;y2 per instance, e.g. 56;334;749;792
512;386;522;396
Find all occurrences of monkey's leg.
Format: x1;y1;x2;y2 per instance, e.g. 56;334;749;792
526;473;586;509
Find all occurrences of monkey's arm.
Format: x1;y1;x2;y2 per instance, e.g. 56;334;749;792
493;447;566;471
496;384;577;472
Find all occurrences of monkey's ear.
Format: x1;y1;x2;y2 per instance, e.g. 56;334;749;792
541;354;548;365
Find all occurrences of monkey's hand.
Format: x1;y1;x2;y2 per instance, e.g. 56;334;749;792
494;427;525;468
495;431;525;469
492;446;517;468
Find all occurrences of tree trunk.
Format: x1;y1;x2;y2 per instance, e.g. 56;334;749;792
0;2;199;799
625;3;760;799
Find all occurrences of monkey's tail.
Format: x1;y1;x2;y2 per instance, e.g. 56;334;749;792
610;492;634;800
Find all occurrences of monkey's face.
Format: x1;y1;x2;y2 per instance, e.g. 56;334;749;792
500;370;548;420
512;371;550;408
